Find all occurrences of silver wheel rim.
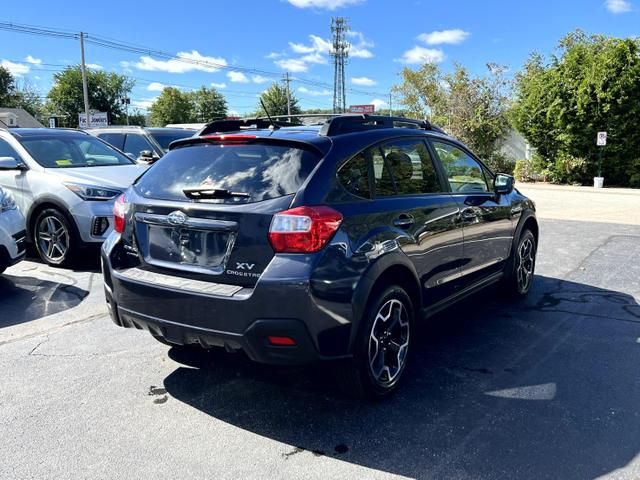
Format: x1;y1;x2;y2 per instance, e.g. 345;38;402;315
368;298;410;387
37;215;69;262
516;237;535;293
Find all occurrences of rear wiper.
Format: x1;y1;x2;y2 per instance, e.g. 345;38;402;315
183;187;251;200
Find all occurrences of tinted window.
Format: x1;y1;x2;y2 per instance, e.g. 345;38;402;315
20;135;132;168
380;140;441;195
337;152;371;199
432;141;489;193
135;143;320;204
0;138;22;160
96;133;125;150
149;129;195;152
124;134;154;157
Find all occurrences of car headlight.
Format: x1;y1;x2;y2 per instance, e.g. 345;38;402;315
63;183;121;201
0;188;16;212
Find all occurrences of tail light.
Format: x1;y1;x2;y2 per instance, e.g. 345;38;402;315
113;194;128;233
269;206;343;253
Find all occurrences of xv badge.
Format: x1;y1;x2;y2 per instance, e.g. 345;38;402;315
236;262;255;271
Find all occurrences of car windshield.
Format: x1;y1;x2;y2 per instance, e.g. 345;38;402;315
135;142;319;204
20;134;133;168
148;129;196;152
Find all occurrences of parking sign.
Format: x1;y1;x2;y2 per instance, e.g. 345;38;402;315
597;131;607;146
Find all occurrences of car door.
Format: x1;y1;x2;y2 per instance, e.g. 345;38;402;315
0;137;28;214
430;140;513;285
338;137;463;304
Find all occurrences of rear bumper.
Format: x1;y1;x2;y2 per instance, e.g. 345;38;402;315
101;238;353;365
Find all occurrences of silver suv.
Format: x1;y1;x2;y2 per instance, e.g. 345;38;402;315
0;128;146;266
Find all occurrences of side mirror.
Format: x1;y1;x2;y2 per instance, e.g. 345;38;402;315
494;173;514;195
0;156;23;171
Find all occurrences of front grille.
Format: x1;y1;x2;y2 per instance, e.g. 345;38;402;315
12;229;27;254
92;217;110;237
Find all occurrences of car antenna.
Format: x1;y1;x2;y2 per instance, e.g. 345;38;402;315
260;99;279;130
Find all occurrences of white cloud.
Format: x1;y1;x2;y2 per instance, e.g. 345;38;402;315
417;29;470;45
347;31;374;58
24;55;42;65
0;60;30;76
397;46;445;65
266;52;284;59
351;76;376;86
227;71;249;83
605;0;632;13
298;86;332;96
147;82;166;92
86;63;103;70
134;50;227;73
275;58;309;72
289;42;316;54
211;82;227;89
286;0;364;10
251;74;270;84
370;98;388;110
131;97;157;110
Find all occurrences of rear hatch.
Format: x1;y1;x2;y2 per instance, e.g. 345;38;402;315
123;139;321;287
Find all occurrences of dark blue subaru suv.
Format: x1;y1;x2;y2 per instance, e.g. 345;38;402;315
101;115;538;398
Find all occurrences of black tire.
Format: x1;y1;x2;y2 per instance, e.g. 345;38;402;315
336;285;414;399
502;229;537;298
33;208;78;267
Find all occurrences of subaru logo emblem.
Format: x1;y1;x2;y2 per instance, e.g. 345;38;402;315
167;211;188;225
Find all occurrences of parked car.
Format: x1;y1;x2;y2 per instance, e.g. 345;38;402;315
101;115;538;399
85;126;196;162
0;184;26;274
0;128;147;266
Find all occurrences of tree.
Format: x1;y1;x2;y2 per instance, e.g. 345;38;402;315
189;87;227;122
512;31;640;186
256;82;300;116
149;87;193;126
46;66;134;127
0;66;17;107
394;63;511;170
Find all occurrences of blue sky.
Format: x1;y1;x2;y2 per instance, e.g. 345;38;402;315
1;0;638;115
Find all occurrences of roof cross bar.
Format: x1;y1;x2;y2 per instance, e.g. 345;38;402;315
197;117;303;136
318;114;442;136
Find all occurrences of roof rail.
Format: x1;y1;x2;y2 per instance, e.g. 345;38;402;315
319;114;444;136
197;117;303;136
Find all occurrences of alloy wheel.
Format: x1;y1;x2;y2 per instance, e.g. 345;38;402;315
368;298;410;387
516;237;535;293
37;215;69;263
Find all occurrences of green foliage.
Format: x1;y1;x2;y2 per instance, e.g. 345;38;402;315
512;31;640;186
0;67;43;118
149;87;192;126
484;152;515;175
149;86;227;126
256;82;301;116
393;63;511;162
0;66;16;106
46;66;133;127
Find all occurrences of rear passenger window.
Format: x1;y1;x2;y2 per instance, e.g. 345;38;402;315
97;133;125;150
432;141;490;193
378;140;441;196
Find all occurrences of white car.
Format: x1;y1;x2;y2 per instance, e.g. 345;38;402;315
0;185;26;274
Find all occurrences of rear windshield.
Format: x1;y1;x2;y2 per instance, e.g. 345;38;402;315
148;129;196;152
134;143;320;203
20;135;133;168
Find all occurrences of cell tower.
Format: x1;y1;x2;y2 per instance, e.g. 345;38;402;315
331;17;349;113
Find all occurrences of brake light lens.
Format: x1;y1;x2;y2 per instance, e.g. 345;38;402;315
269;206;343;253
267;336;297;346
200;134;257;143
113;194;128;233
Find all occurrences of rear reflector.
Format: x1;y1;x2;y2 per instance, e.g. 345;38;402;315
268;205;343;254
267;336;297;346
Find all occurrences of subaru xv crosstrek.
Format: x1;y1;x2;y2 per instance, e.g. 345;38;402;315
101;115;538;398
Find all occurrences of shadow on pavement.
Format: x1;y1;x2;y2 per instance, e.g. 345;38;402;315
163;275;640;479
0;274;89;328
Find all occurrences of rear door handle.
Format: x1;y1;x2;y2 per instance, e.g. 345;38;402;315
393;214;415;228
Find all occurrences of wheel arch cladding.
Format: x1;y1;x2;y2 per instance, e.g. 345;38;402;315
522;215;539;244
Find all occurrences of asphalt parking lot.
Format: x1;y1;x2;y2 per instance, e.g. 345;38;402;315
1;184;639;480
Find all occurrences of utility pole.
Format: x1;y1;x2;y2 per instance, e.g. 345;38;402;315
79;32;91;127
389;92;393;117
283;72;292;120
330;17;349;113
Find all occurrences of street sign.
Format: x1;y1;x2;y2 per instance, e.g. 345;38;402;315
349;104;375;114
78;112;109;128
48;117;56;128
597;131;607;146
